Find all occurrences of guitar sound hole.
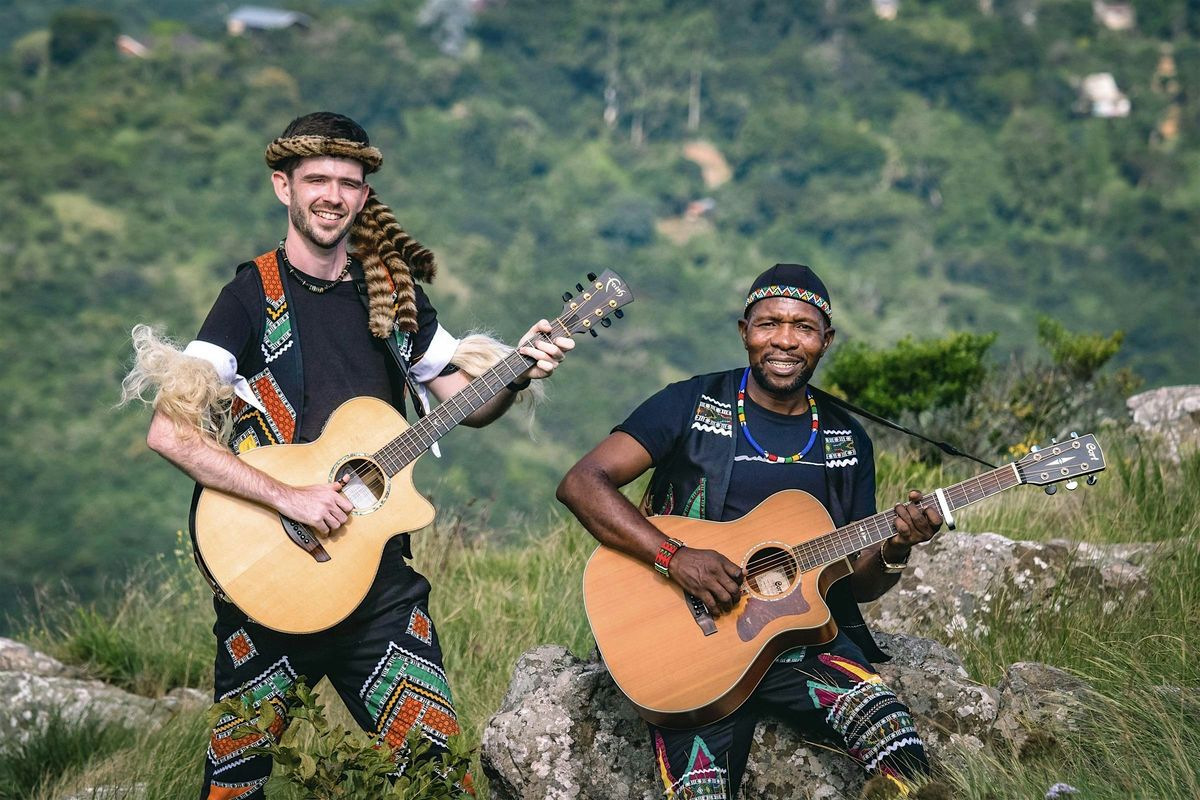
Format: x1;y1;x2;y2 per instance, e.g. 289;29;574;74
334;458;387;511
745;546;797;599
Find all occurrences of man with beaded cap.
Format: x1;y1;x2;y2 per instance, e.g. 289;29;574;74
557;264;943;799
127;112;572;797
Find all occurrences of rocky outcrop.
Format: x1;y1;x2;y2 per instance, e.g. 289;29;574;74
0;636;208;752
861;532;1148;638
482;636;1007;800
1127;385;1200;461
992;662;1094;758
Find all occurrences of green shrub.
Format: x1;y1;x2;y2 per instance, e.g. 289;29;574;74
824;331;997;419
213;678;473;799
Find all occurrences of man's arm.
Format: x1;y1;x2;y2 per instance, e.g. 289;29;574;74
557;433;744;615
146;410;353;533
426;320;573;427
849;489;942;601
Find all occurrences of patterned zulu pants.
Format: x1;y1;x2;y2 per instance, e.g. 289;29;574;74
200;566;460;799
650;633;929;799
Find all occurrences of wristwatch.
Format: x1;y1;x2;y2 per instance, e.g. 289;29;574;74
879;541;911;574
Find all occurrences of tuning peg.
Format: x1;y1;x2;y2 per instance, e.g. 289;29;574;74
589;328;598;337
1087;475;1098;486
562;291;573;302
614;309;624;319
586;272;597;281
600;317;612;328
1070;431;1079;439
576;283;584;292
1066;480;1078;491
1044;485;1057;495
1051;437;1058;444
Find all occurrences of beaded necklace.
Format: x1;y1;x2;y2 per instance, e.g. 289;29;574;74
278;241;350;294
736;367;819;463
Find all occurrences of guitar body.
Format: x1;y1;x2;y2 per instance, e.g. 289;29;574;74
193;396;435;634
582;490;852;729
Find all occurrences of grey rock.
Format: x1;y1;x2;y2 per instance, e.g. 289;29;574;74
861;532;1147;638
0;636;69;676
482;635;1000;800
0;670;179;752
1127;385;1200;461
992;662;1094;757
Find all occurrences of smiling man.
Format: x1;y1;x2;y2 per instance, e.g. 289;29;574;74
132;112;571;798
557;264;942;799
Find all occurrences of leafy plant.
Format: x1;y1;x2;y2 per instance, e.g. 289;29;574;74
211;679;473;800
824;332;997;419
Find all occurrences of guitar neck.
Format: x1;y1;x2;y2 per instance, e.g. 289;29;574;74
372;320;571;475
793;462;1022;570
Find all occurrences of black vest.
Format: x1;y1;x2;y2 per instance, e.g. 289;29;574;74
643;369;888;662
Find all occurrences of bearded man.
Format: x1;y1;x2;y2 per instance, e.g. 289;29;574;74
125;111;572;797
558;264;941;798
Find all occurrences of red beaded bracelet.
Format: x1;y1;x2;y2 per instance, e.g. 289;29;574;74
654;537;685;577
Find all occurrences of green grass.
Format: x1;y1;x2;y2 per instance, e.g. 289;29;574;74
10;433;1199;798
0;709;136;800
18;536;212;697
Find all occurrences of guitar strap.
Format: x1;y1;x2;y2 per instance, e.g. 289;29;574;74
813;389;997;470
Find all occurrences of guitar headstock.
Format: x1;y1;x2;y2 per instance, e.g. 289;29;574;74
557;270;634;337
1014;433;1106;491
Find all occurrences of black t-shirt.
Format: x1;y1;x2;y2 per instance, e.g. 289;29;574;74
617;380;830;521
195;262;441;441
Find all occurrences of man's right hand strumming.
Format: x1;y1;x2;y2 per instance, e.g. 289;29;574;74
274;479;354;534
667;547;744;616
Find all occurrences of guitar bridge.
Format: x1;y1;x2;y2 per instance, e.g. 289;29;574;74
685;593;717;636
280;516;331;562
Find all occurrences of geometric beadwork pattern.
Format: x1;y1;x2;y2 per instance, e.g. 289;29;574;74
254;251;293;364
209;657;297;775
224;627;258;669
654;731;729;800
406;608;433;646
206;776;269;800
818;654;923;777
360;642;459;752
743;285;832;319
246;369;296;445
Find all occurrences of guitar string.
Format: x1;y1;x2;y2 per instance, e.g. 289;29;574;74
732;468;1024;589
313;310;588;505
737;469;1013;582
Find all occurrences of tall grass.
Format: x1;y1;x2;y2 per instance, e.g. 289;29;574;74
18;536;212;697
0;710;135;800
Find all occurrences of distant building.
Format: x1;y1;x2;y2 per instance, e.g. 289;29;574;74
1081;73;1131;118
872;0;900;20
226;6;312;36
116;34;148;58
1093;1;1135;31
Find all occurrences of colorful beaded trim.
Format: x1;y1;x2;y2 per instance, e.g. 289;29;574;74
737;367;819;463
654;537;684;577
744;285;832;318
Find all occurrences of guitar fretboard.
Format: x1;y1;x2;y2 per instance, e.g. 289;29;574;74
791;463;1021;570
371;320;571;475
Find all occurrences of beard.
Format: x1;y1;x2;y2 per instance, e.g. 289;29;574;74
289;200;355;250
749;360;815;398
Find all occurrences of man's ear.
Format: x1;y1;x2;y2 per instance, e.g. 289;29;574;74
270;170;291;206
737;317;749;348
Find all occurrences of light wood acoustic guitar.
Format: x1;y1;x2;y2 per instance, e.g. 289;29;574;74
192;270;634;633
583;433;1107;728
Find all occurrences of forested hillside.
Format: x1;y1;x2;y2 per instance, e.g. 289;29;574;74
1;0;1197;623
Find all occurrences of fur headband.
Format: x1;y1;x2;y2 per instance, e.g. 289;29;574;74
265;135;383;173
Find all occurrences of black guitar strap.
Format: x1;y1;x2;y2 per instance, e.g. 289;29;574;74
815;388;997;470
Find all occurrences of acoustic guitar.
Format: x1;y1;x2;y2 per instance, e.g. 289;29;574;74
583;433;1106;728
192;270;634;633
